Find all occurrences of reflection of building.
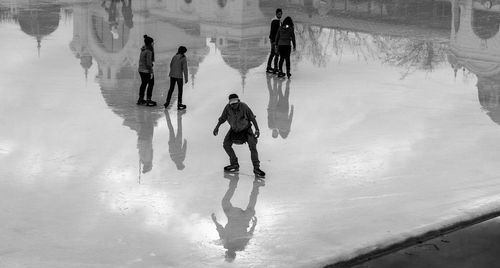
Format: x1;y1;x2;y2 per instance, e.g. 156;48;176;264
0;0;61;56
149;0;269;90
449;0;500;124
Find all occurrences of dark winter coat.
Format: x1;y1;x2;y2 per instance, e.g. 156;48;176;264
275;25;296;49
269;17;281;43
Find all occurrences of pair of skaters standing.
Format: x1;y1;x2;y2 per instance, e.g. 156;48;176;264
137;35;188;110
266;9;296;79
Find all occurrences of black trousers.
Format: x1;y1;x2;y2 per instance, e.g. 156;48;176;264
139;72;154;100
166;77;184;106
223;128;260;168
266;42;279;70
278;45;291;74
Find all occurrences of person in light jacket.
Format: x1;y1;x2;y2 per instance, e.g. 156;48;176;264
164;46;188;110
275;16;296;79
137;35;156;106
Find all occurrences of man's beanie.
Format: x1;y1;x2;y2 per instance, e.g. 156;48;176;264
228;93;240;104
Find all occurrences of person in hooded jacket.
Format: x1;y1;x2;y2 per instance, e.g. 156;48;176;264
164;46;189;110
275;16;296;79
137;35;156;106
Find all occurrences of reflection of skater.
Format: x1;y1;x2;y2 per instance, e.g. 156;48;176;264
275;16;296;79
267;76;293;138
213;94;266;177
101;0;120;39
275;79;294;139
211;173;264;262
266;8;282;74
121;0;133;29
165;110;187;170
266;75;278;137
137;108;155;173
164;46;189;110
137;35;156;106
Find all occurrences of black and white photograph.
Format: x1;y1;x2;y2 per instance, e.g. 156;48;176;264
2;0;500;267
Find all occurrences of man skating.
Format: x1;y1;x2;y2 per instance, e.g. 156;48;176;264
213;94;265;177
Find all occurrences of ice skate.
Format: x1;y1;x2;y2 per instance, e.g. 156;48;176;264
146;100;157;106
224;164;239;173
253;168;266;178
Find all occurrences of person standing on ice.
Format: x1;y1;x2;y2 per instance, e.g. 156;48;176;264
275;16;296;79
266;8;282;74
213;94;266;177
164;46;188;110
137;35;156;106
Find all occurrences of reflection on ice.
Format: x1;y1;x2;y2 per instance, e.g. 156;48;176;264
165;110;187;170
266;76;294;139
211;173;264;262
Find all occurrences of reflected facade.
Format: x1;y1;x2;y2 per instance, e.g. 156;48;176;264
449;0;500;124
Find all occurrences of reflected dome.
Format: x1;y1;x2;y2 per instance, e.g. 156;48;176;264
472;9;500;40
18;3;61;48
220;38;267;78
477;76;500;124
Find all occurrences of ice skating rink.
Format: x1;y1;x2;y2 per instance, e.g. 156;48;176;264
1;0;500;267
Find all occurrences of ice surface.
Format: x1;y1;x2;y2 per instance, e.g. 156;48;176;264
0;0;499;267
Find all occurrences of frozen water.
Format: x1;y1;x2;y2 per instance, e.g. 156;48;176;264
0;0;499;267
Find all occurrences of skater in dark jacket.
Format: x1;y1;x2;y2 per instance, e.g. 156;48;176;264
275;16;296;78
137;35;156;106
266;8;282;74
213;94;265;177
164;46;189;110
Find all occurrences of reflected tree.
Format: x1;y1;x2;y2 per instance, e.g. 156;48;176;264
378;38;448;79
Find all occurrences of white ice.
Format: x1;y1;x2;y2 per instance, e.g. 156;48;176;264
0;0;499;267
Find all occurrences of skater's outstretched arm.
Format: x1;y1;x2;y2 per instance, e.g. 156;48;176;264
213;107;228;136
248;216;257;235
250;117;260;138
211;213;224;239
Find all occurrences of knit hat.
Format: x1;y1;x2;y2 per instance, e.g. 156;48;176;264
228;93;239;104
144;35;154;45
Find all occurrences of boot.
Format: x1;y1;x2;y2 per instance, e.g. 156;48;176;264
253;168;266;177
177;104;187;110
224;164;239;172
